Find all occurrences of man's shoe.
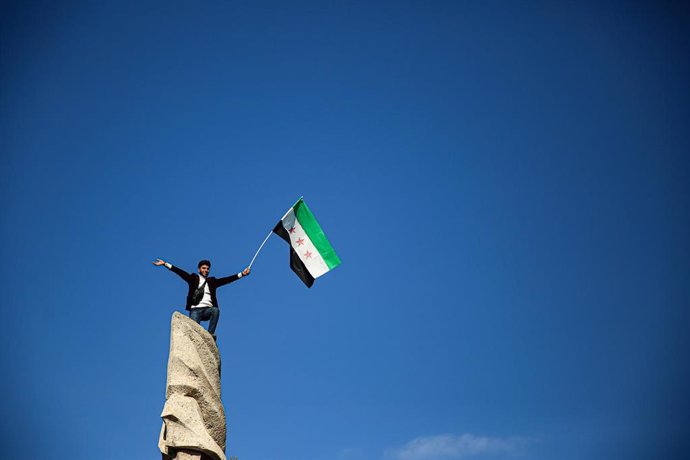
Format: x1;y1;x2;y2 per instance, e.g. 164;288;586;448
212;334;217;342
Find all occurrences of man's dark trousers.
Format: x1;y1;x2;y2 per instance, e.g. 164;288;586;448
190;307;220;335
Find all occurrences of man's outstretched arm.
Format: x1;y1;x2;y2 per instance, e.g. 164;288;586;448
215;267;251;287
153;259;192;282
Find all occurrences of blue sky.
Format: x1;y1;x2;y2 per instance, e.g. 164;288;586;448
1;1;688;459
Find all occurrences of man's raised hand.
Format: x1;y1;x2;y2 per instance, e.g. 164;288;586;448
242;267;251;276
153;259;166;266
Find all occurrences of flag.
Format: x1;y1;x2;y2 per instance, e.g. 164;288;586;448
273;198;341;287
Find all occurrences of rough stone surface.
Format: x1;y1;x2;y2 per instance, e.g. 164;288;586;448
159;312;226;460
176;452;202;460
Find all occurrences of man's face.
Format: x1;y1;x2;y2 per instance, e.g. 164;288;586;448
199;265;210;277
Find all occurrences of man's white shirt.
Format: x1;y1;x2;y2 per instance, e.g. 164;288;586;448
192;275;211;309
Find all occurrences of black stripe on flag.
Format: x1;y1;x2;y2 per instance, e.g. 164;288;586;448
273;221;315;288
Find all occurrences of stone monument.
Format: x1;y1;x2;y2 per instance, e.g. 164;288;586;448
159;312;227;460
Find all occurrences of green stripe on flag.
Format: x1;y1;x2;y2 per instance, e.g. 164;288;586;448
294;199;342;270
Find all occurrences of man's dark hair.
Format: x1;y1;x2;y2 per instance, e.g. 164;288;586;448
198;259;211;269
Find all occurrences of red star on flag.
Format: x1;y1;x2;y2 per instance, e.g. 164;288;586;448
296;237;305;246
304;250;312;259
289;226;296;234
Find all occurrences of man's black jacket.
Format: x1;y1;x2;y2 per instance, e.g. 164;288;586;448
168;265;242;311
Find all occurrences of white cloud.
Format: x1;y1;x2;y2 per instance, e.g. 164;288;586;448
388;433;529;460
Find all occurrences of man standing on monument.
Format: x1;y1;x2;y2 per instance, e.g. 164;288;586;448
153;258;250;339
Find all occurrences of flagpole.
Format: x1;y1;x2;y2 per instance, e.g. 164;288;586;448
248;196;304;269
248;230;273;269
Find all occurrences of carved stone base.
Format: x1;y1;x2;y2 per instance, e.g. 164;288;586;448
159;313;227;460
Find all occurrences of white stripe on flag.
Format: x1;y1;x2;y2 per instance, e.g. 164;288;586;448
281;208;330;278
